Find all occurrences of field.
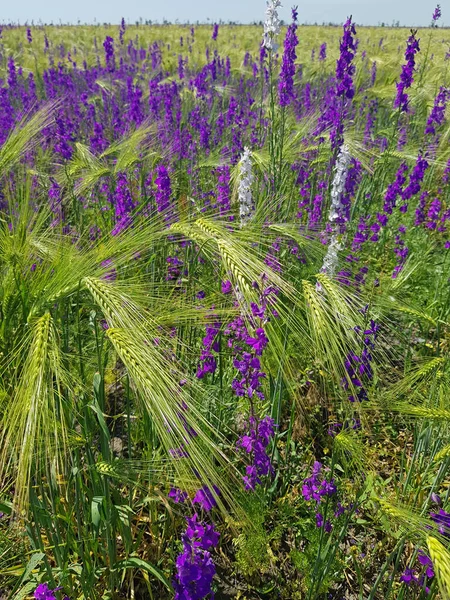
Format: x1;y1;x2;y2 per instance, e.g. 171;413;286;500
0;7;450;599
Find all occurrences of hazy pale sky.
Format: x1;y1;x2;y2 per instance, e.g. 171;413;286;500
1;0;445;27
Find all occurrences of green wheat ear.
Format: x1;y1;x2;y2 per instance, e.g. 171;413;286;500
427;536;450;600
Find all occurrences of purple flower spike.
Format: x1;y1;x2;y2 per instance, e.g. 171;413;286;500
394;30;420;113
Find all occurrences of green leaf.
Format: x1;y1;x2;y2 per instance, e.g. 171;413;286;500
91;496;106;531
112;557;172;591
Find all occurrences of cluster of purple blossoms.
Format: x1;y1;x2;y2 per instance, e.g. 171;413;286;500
27;28;32;44
197;320;221;378
393;225;408;278
211;23;219;41
430;507;450;536
400;153;429;211
394;30;420;113
119;17;126;45
335;17;357;100
302;461;337;533
425;87;449;135
215;166;231;217
173;513;220;600
343;320;379;402
431;4;442;25
226;280;279;490
153;164;173;217
103;36;116;72
237;415;275;490
401;551;434;593
112;172;135;235
34;584;68;600
319;43;327;61
384;162;408;215
278;7;299;107
225;281;279;398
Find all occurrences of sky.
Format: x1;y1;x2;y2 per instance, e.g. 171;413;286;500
1;0;445;27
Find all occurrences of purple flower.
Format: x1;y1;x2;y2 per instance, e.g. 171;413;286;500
153;164;173;218
193;485;220;512
211;23;219;41
432;5;442;24
401;568;418;585
425;87;449;135
237;415;275;491
221;280;232;294
394;30;420;113
34;584;59;600
335;17;357;100
401;153;429;202
278;8;299;106
103;36;116;72
173;514;219;599
430;508;450;536
384;162;408;214
169;487;188;504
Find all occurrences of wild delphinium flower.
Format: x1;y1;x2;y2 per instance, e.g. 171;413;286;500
431;4;441;26
426;198;442;230
392;225;408;278
238;147;254;227
278;7;299;107
169;487;188;503
394;30;420;113
383;162;408;215
153;164;173;219
90;122;109;153
34;584;61;600
178;56;186;80
335;18;357;101
371;61;377;86
401;551;434;593
322;17;357;149
302;461;337;533
211;23;219;41
226;281;278;490
319;43;327;61
103;36;116;72
342;320;379;402
425;86;449;135
7;56;17;88
237;415;275;490
111;172;135;235
196;320;221;379
400;153;429;211
340;157;362;223
320;144;351;278
173;513;219;600
119;17;126;45
430;508;450;535
262;0;282;52
193;485;221;511
26;28;32;43
415;191;428;226
309;183;327;228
